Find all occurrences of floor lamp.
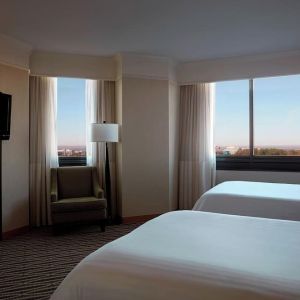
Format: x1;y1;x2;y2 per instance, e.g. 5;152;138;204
90;122;119;220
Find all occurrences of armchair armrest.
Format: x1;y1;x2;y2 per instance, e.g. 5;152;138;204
92;167;104;198
50;168;58;202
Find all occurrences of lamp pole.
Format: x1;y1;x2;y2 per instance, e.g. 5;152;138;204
104;134;112;220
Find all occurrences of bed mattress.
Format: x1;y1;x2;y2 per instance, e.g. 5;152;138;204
51;211;300;300
193;181;300;221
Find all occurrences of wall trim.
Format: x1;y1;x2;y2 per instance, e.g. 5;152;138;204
122;214;160;224
2;225;29;240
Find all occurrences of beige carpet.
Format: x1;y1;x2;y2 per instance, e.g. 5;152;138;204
0;223;141;300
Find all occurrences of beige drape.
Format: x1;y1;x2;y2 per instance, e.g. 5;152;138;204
178;83;216;209
29;76;58;226
86;80;117;219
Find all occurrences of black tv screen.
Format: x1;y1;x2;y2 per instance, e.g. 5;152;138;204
0;92;12;140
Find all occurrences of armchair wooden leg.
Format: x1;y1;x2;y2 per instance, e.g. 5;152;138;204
100;220;106;232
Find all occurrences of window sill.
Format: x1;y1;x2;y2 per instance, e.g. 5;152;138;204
217;156;300;172
58;156;87;167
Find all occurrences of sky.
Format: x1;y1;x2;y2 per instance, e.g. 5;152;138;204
57;75;300;148
215;74;300;147
57;78;86;147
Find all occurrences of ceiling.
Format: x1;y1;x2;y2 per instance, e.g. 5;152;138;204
1;0;300;62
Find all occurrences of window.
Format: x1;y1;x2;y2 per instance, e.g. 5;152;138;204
215;80;249;156
57;78;87;166
254;75;300;156
216;74;300;171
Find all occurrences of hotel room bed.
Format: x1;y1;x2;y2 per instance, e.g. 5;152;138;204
193;181;300;221
51;211;300;300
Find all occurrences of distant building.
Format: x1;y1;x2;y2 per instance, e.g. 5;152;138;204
57;146;86;157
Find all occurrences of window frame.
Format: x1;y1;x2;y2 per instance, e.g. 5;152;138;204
216;78;300;172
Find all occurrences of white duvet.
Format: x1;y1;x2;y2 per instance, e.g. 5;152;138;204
193;181;300;221
51;211;300;300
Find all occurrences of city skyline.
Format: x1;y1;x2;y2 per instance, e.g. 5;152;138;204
58;146;86;157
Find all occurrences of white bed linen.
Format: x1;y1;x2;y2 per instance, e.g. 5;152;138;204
193;181;300;221
51;211;300;300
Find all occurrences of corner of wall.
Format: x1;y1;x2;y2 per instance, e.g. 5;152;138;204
168;81;180;211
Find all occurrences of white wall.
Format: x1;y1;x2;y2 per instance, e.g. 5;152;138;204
121;77;170;217
0;63;29;232
30;51;116;80
115;54;179;218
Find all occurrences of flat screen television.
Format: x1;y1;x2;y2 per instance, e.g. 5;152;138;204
0;92;12;140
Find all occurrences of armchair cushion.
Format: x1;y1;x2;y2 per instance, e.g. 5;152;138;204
57;167;94;199
51;197;107;213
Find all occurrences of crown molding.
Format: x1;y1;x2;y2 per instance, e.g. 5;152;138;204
178;49;300;84
1;32;300;84
117;53;177;81
30;50;116;79
0;34;32;70
182;49;300;65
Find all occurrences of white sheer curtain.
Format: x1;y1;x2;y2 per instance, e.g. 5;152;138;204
85;79;118;219
85;80;106;190
178;83;216;210
86;79;99;166
29;76;58;226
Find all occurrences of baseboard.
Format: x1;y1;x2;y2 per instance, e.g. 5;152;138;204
2;225;29;240
122;214;160;224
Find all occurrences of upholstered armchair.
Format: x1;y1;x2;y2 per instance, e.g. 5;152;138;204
50;166;107;232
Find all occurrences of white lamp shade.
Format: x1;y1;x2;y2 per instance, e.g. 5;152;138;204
90;123;119;142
